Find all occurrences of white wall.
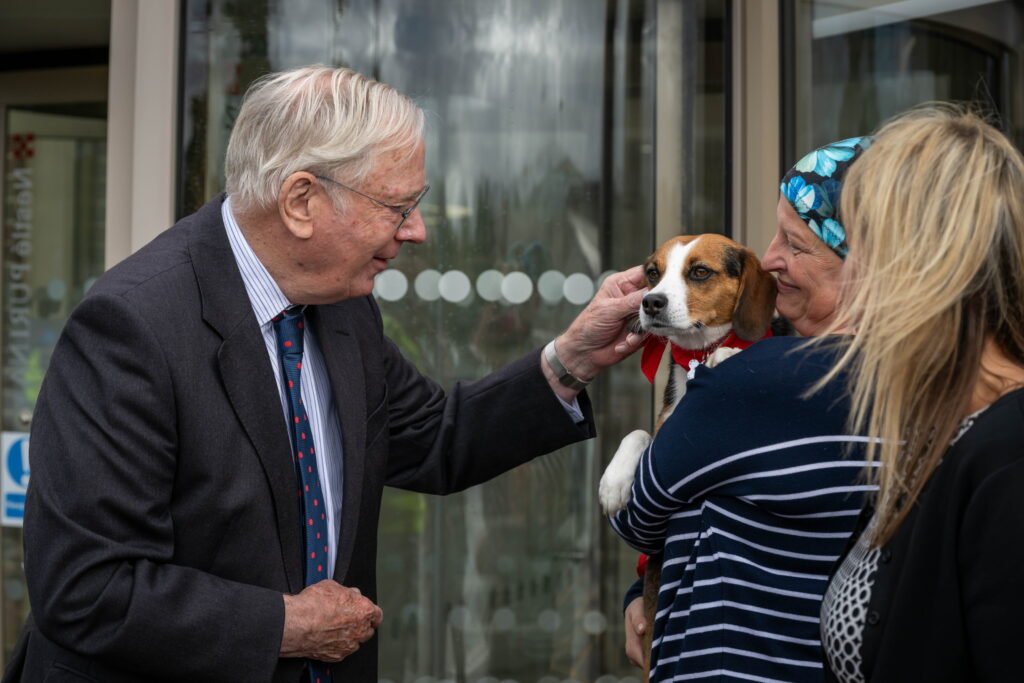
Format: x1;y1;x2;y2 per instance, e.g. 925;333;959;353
732;0;782;259
106;0;180;268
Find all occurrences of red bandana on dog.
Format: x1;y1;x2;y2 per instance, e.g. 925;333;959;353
639;330;771;383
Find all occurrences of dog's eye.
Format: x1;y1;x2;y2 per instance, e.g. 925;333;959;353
646;267;660;281
690;265;712;280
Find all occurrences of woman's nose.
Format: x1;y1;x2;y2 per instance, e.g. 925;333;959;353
761;236;784;272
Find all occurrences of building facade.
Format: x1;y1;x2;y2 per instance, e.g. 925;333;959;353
1;0;1022;679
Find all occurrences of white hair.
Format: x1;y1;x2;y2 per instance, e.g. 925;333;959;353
224;65;425;214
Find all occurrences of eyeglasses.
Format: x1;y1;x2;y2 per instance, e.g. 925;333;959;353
314;175;430;233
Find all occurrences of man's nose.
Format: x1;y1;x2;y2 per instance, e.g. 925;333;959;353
643;292;667;316
397;209;427;244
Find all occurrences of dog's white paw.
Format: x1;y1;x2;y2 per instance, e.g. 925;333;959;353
599;429;652;515
705;346;743;368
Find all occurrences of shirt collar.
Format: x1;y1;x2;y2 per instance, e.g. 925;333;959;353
222;196;292;326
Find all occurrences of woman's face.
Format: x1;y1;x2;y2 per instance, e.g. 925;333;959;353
761;195;845;336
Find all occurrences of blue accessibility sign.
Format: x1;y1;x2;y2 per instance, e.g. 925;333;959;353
2;432;30;527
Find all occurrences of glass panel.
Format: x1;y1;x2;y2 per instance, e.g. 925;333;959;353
672;0;731;236
1;107;106;660
180;1;729;679
788;0;1024;160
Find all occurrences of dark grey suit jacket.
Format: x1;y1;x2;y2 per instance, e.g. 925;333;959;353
6;196;595;682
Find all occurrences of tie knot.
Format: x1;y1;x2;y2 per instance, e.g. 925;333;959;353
272;306;305;356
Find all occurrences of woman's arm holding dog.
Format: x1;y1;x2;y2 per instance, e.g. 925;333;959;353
608;341;793;546
623;595;646;668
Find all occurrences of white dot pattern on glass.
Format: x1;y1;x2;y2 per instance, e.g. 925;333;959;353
374;269;601;305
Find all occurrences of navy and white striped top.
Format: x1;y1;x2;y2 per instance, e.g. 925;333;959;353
611;336;877;683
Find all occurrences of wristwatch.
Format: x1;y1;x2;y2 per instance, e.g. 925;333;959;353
543;340;591;391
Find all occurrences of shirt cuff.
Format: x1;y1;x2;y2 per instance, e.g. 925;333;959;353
556;394;586;424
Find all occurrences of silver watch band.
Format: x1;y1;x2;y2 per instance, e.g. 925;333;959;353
543;340;591;391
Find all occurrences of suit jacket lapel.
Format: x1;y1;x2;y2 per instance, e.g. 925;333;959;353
308;304;366;584
189;196;305;593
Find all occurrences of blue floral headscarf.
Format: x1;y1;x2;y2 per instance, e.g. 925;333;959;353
780;136;872;259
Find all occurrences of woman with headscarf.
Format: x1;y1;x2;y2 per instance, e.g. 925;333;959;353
819;107;1024;682
612;136;874;682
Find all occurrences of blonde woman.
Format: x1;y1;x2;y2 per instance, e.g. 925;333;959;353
819;106;1024;682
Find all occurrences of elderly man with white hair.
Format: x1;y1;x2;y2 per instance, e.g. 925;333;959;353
5;66;646;683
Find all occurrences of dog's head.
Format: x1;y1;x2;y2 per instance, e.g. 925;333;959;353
638;234;776;349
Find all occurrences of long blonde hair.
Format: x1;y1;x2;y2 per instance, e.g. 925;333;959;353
824;104;1024;546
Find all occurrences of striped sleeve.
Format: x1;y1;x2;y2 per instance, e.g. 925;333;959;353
607;337;881;682
609;438;692;554
610;338;873;552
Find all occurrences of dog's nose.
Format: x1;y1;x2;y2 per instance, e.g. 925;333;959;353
643;293;667;316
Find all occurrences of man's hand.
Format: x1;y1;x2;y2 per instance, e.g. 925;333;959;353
624;595;646;668
542;265;647;401
280;580;383;662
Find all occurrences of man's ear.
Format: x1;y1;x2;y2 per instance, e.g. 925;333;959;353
278;172;318;239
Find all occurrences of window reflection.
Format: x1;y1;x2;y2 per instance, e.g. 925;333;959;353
1;105;106;662
787;0;1024;159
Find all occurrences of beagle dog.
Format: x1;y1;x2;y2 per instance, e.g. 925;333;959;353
598;234;776;679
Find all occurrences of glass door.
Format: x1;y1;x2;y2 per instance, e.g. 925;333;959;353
1;105;106;660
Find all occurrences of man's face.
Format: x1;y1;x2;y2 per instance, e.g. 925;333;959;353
760;195;844;336
304;143;427;303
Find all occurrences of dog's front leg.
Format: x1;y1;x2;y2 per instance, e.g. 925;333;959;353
705;345;743;368
599;429;652;515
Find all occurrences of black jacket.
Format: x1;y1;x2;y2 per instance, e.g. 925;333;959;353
825;387;1024;682
4;195;595;682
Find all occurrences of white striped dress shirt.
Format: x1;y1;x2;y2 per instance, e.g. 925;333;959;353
222;198;344;578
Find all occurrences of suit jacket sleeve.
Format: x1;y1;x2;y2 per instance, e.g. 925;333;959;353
360;298;596;494
24;292;284;682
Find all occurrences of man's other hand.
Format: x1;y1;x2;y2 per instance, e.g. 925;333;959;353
280;580;383;661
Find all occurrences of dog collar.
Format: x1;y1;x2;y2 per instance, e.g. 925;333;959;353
639;330;769;383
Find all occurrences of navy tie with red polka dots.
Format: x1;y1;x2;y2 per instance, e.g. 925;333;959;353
272;307;332;683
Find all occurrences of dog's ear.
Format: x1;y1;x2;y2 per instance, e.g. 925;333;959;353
731;247;777;341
